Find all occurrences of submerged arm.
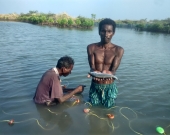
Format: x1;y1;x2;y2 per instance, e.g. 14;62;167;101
57;86;83;103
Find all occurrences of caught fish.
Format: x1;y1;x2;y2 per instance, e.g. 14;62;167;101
88;72;119;80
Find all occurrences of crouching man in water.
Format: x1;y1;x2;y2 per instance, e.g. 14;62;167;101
87;18;124;108
33;55;84;106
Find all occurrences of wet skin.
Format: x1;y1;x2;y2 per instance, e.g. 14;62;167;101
87;24;124;75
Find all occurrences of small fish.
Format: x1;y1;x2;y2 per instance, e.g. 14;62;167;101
88;72;119;80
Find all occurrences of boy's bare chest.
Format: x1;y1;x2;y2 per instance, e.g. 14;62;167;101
94;48;115;57
94;49;116;63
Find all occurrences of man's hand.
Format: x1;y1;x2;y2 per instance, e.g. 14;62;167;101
57;85;85;103
75;85;86;94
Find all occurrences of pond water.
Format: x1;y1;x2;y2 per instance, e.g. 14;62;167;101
0;21;170;135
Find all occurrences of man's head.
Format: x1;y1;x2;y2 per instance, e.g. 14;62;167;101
56;56;74;76
98;19;116;44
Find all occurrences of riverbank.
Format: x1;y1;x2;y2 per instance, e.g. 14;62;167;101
0;13;19;21
1;11;170;33
0;12;94;29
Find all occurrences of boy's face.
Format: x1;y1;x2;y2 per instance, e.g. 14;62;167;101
99;24;114;44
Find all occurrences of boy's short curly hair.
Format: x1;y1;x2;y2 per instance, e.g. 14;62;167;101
99;18;116;32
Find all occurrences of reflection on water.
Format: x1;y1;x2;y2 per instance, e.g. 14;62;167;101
35;104;73;132
0;21;170;135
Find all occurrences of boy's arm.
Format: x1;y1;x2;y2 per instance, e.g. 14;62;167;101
87;45;96;71
111;47;124;75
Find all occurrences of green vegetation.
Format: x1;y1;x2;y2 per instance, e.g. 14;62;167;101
0;13;19;21
0;11;170;33
1;10;94;29
114;19;170;34
0;11;94;29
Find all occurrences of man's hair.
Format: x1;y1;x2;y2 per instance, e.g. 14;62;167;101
56;55;74;69
99;18;116;32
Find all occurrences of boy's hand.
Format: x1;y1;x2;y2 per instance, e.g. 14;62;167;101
102;70;113;75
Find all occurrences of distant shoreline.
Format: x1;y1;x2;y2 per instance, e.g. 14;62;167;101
0;12;94;29
1;11;170;34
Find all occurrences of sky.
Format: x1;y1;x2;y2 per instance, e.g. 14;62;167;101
0;0;170;20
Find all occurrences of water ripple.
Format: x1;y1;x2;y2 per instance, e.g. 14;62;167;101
0;21;170;135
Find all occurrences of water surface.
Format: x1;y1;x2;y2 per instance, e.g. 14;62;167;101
0;21;170;135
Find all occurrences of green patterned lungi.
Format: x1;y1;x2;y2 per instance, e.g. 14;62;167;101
89;80;118;108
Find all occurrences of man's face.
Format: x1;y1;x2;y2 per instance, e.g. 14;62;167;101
62;65;73;77
99;24;114;44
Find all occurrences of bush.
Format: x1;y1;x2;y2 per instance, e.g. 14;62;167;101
75;18;81;26
68;18;74;26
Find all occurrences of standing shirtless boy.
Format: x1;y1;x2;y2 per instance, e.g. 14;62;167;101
87;18;124;108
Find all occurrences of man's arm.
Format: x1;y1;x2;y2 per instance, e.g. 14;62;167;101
110;47;124;75
63;85;85;94
57;86;83;103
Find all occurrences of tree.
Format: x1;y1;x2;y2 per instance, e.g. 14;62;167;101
75;18;81;26
135;23;145;31
28;10;38;15
39;15;47;24
48;18;54;24
91;14;96;21
60;18;68;26
57;18;68;26
68;18;74;26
